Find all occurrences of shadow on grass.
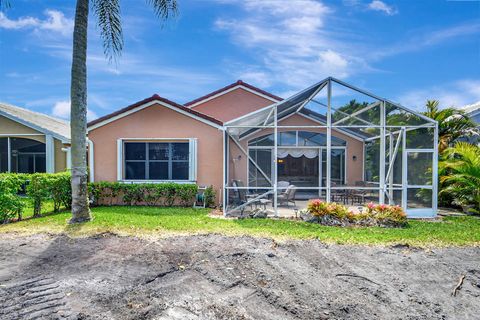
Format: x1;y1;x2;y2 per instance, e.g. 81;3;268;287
90;205;208;217
10;208;70;224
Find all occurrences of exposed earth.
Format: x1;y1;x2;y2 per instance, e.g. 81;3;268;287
0;233;479;319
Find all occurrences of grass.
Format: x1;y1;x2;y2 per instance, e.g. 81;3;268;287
1;204;480;246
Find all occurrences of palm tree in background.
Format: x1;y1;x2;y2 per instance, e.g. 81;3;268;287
1;0;177;223
422;100;479;153
440;142;480;213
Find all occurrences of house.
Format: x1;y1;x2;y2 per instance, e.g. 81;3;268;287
87;78;438;218
0;102;70;174
458;102;480;145
461;102;480;125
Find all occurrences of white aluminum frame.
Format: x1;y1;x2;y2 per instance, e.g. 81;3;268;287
223;77;439;218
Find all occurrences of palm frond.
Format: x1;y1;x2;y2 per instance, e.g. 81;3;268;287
0;0;10;10
92;0;124;62
147;0;178;20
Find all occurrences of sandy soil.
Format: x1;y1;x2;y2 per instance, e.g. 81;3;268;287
0;233;479;320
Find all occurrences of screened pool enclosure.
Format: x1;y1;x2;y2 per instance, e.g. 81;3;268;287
223;77;438;218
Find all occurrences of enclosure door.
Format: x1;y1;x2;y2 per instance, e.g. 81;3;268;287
404;150;434;217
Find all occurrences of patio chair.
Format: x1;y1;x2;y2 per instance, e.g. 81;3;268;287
330;181;346;204
277;181;290;192
231;180;248;216
231;180;267;216
278;185;297;207
350;181;368;205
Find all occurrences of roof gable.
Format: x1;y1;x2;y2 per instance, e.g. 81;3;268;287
87;94;223;132
185;80;282;108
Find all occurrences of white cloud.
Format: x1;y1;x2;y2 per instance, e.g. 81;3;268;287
0;12;38;29
367;1;397;16
52;101;70;118
397;79;480;110
373;22;480;60
0;10;73;36
215;0;372;90
52;100;98;121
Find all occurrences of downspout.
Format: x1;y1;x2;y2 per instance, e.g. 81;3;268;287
87;139;94;182
61;146;72;170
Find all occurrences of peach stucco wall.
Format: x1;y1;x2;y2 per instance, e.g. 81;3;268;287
190;88;277;122
228;114;364;186
88;103;224;195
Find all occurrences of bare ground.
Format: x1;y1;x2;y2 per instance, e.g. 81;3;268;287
0;233;479;320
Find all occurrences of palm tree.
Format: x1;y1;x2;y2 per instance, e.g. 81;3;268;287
439;142;480;214
422;100;479;153
1;0;177;223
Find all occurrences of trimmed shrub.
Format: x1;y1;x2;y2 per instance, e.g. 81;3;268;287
88;181;198;207
26;173;51;217
177;184;198;207
122;183;145;206
47;172;72;212
0;173;27;223
204;185;217;208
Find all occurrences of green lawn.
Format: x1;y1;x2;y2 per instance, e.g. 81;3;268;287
1;205;479;246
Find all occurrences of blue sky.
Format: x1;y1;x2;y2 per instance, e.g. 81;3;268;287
0;0;479;121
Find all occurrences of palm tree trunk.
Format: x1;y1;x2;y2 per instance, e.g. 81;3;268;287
70;0;92;223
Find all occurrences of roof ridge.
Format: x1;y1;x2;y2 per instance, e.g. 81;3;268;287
184;80;283;107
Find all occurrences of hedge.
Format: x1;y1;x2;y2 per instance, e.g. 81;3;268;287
0;172;203;223
88;181;198;207
0;173;26;223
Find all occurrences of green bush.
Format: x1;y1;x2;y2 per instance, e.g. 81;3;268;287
26;173;51;217
0;172;72;222
47;172;72;212
204;185;216;208
177;184;198;207
306;199;407;228
88;181;198;207
0;173;27;223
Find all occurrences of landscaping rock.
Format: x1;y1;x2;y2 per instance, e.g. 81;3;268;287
300;212;318;223
252;210;268;219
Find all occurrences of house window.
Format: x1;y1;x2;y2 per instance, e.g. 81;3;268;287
248;131;347;147
124;142;190;180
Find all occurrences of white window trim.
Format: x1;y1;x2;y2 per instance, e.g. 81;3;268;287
117;138;197;183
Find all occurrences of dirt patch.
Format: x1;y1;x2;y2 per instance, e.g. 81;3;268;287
0;233;479;319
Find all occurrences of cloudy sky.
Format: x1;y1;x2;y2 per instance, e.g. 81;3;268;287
0;0;479;121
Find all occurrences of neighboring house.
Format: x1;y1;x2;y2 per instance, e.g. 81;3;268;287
460;102;480;145
0;102;70;174
461;102;480;125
